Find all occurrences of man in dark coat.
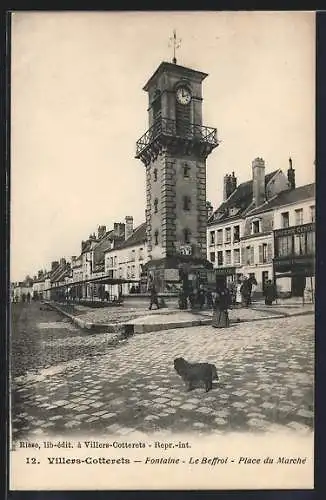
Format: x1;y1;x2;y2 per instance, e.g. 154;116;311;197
212;285;231;328
240;278;251;307
149;284;160;310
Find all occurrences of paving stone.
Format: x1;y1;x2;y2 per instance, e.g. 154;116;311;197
196;407;214;415
248;418;268;428
153;397;170;404
231;401;247;409
89;402;104;409
85;417;99;423
261;402;275;410
297;409;314;419
179;403;198;411
214;417;228;425
287;421;312;433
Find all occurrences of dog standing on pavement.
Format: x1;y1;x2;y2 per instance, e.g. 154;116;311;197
173;357;219;393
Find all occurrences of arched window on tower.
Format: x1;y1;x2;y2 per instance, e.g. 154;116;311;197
183;195;191;211
183;228;191;244
154;198;158;213
154;230;159;246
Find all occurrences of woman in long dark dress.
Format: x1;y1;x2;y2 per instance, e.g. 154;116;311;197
212;286;231;328
263;280;277;305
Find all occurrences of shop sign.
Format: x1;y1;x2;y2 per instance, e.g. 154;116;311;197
215;267;236;276
274;223;315;238
164;268;180;282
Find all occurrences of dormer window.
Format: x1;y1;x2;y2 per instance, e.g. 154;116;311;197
233;225;240;243
154;198;158;213
183;195;191;211
251;220;260;234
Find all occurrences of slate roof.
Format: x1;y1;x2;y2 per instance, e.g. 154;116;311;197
247;183;315;217
112;222;147;251
208;170;280;225
50;264;71;283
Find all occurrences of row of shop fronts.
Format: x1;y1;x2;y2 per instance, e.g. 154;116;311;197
205;223;315;299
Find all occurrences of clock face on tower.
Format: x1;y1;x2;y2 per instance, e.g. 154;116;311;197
176;86;191;105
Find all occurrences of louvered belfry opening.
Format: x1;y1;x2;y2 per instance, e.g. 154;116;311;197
152;91;162;137
176;100;191;137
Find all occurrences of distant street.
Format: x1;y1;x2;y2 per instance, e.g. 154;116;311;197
11;302;314;439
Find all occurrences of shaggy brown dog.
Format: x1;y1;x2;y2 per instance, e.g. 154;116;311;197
174;357;219;392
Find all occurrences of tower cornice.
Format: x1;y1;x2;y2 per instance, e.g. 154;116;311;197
143;61;208;92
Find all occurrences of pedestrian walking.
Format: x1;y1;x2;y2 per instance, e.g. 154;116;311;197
198;286;206;310
235;280;242;305
240;277;251;307
263;280;277;305
212;285;231;329
207;290;214;309
149;284;160;310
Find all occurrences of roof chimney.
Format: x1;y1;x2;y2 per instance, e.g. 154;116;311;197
206;201;213;220
125;216;133;240
287;157;296;190
97;225;106;240
51;261;59;271
252;157;266;207
223;173;237;201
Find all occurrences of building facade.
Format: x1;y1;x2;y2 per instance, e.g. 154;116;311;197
104;222;148;297
272;186;315;298
207;158;291;291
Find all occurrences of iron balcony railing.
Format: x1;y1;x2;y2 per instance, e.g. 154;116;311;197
136;117;218;157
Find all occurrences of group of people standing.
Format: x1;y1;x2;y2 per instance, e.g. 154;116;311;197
12;292;32;303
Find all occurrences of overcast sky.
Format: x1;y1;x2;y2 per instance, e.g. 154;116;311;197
11;11;315;281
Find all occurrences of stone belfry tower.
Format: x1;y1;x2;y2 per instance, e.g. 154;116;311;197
135;53;219;284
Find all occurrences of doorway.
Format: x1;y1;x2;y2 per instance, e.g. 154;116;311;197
291;275;306;297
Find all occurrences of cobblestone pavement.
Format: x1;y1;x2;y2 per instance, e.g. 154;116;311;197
11;303;118;378
11;306;314;439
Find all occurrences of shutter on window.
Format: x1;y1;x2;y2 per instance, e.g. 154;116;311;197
267;243;273;263
241;247;246;265
250;247;254;265
258;245;263;264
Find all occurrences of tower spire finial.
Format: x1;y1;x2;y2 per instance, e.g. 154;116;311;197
169;29;181;64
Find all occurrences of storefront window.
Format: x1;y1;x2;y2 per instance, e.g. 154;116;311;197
294;233;306;255
278;235;292;256
306;231;315;254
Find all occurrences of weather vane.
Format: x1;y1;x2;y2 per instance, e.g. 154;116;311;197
169;29;181;64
